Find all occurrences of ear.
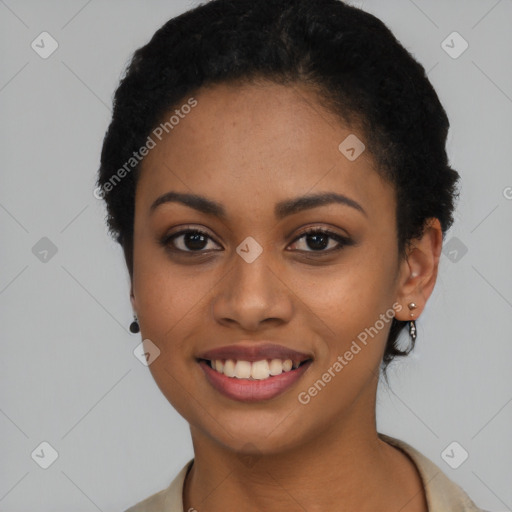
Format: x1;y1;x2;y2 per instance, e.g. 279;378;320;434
394;218;443;321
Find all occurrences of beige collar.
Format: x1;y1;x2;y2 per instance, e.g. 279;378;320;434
126;434;485;511
378;433;485;511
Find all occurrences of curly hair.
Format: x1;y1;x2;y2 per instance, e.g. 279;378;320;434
97;0;460;370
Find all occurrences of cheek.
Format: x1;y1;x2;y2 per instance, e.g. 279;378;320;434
310;249;397;323
134;267;209;355
132;223;206;319
132;252;211;418
293;269;396;421
302;246;399;369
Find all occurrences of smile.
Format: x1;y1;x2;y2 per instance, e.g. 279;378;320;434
196;342;313;402
205;358;306;379
198;357;313;402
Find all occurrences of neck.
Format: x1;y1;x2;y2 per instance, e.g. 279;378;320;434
183;387;426;511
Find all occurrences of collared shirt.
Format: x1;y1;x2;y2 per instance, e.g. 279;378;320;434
125;433;487;512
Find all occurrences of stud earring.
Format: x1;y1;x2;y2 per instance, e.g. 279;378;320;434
407;302;417;341
129;315;140;334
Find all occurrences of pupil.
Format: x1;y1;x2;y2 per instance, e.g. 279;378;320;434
185;232;207;250
307;233;328;250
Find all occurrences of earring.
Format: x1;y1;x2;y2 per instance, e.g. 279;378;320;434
129;315;140;334
408;319;417;341
407;302;417;341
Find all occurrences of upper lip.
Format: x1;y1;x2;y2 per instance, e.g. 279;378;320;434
197;342;313;363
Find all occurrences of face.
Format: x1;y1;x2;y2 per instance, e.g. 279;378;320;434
131;81;412;454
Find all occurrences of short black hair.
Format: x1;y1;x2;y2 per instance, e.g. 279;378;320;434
97;0;460;370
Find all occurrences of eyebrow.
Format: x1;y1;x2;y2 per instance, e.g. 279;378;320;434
150;191;367;219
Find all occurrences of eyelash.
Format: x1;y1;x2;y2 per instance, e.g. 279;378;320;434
160;226;353;256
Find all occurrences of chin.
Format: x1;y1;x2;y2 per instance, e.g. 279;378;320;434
192;403;312;456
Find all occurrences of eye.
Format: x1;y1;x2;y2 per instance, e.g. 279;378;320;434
288;227;352;253
161;228;221;253
160;226;353;255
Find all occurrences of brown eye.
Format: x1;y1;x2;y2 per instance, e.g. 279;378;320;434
289;228;352;253
160;226;353;256
162;229;221;253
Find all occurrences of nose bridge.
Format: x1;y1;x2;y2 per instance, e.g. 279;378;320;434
230;237;278;304
212;237;293;328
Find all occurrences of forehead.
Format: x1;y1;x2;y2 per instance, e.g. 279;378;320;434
136;81;394;219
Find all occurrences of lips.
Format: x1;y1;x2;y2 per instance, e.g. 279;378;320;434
196;342;313;402
197;342;312;363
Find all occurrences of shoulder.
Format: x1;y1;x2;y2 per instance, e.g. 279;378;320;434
124;459;194;512
379;433;489;512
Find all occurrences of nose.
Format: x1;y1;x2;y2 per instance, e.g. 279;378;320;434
211;250;294;331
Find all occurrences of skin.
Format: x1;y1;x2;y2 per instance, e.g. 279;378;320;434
130;81;442;512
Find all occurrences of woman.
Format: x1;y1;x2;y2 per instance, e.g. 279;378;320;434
97;0;486;510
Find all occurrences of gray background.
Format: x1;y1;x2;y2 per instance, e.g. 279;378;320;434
1;0;511;510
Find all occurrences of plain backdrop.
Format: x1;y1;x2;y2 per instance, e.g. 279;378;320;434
1;0;511;510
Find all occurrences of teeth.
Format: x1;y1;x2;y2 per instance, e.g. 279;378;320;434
251;360;270;380
210;358;300;379
269;359;284;376
282;359;293;372
234;360;252;379
223;359;236;377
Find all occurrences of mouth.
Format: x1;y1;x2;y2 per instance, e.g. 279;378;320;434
199;357;311;379
196;343;313;402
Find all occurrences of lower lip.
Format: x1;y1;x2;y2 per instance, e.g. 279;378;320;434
198;360;312;402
